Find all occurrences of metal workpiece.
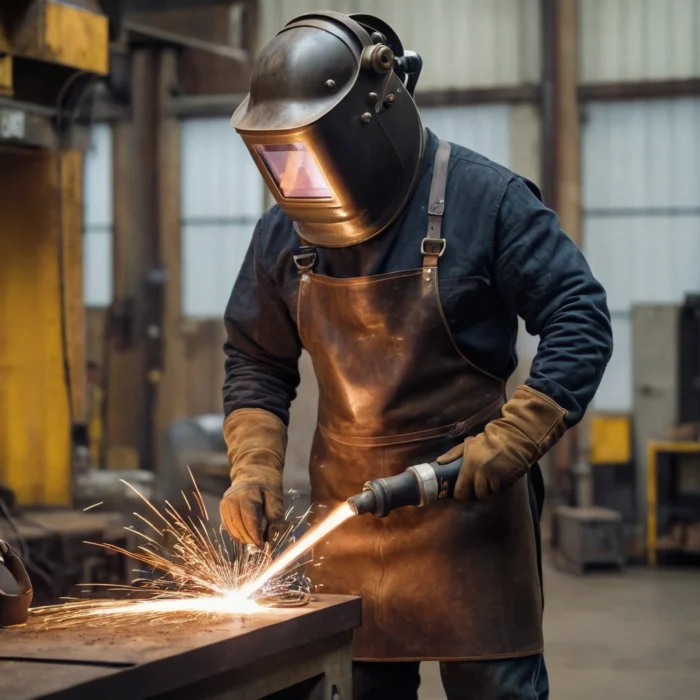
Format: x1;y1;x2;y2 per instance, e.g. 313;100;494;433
0;595;360;700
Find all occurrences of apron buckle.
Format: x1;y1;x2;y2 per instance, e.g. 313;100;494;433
420;238;446;257
293;245;317;272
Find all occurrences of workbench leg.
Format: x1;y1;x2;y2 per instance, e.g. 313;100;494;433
306;642;352;700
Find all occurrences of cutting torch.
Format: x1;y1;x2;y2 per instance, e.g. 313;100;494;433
347;457;463;517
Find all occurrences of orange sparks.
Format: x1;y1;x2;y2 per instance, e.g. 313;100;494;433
239;502;355;599
31;469;311;629
30;471;358;629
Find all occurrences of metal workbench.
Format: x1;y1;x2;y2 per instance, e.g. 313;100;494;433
0;595;360;700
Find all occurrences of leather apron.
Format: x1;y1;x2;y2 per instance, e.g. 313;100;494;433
296;141;544;661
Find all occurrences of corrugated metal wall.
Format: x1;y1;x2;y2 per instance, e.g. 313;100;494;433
580;0;700;82
582;98;700;411
258;0;540;90
83;123;113;308
180;118;266;317
420;104;511;165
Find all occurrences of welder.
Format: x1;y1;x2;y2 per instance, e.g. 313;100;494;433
219;11;612;700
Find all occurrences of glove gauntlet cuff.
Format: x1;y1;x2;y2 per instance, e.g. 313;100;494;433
223;408;287;486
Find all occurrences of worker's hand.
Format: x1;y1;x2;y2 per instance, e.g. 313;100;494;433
220;480;284;547
438;385;567;502
220;408;287;546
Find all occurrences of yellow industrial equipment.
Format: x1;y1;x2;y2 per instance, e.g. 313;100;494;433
0;1;109;505
590;414;631;465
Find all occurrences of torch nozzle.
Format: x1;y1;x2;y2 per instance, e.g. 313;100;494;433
347;490;378;516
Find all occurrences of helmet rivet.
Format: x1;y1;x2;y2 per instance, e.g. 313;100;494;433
371;32;386;44
368;92;379;104
384;94;396;107
361;112;372;124
325;79;337;91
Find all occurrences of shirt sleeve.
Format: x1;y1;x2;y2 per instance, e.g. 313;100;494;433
222;216;302;426
493;177;613;426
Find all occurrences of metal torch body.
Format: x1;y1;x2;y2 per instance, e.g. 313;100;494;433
347;457;463;517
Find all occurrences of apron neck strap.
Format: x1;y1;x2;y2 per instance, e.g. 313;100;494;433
293;230;317;273
422;139;451;269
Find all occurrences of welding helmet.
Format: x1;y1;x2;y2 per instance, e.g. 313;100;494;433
231;11;426;247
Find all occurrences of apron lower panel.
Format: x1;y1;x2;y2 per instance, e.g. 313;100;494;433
308;429;544;661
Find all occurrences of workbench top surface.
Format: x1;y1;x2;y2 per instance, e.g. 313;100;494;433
0;594;361;700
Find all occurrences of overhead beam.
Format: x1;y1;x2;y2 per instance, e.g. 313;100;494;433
178;48;252;96
162;86;539;120
165;92;244;118
5;0;109;74
415;84;540;108
122;0;238;9
123;20;247;63
580;78;700;102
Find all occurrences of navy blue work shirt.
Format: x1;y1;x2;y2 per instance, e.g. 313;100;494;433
223;129;613;427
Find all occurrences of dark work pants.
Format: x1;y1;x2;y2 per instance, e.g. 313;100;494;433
352;655;549;700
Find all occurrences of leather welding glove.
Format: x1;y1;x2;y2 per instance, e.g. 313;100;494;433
220;408;286;547
438;385;567;502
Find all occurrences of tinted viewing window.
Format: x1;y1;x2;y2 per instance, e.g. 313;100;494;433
254;143;332;199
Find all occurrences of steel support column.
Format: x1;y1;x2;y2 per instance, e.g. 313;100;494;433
541;0;582;502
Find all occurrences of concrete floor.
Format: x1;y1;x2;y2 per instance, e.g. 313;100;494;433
418;554;700;699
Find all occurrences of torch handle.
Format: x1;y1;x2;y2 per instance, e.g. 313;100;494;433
429;457;464;501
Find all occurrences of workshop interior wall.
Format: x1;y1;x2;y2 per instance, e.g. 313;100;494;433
83;118;267;468
579;0;700;84
180;118;266;318
582;97;700;413
258;0;541;91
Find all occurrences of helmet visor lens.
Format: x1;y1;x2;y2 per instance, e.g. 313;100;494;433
254;143;332;199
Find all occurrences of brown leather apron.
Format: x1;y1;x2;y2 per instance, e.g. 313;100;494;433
296;141;543;661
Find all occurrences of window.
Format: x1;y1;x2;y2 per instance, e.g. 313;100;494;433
181;118;266;318
83;124;113;307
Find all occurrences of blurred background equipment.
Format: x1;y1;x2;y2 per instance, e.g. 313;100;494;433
157;413;228;521
0;539;32;627
632;301;700;565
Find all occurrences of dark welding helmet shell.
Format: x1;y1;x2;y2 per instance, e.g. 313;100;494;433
231;11;425;247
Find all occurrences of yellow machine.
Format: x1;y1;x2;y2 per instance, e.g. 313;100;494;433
0;1;109;505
